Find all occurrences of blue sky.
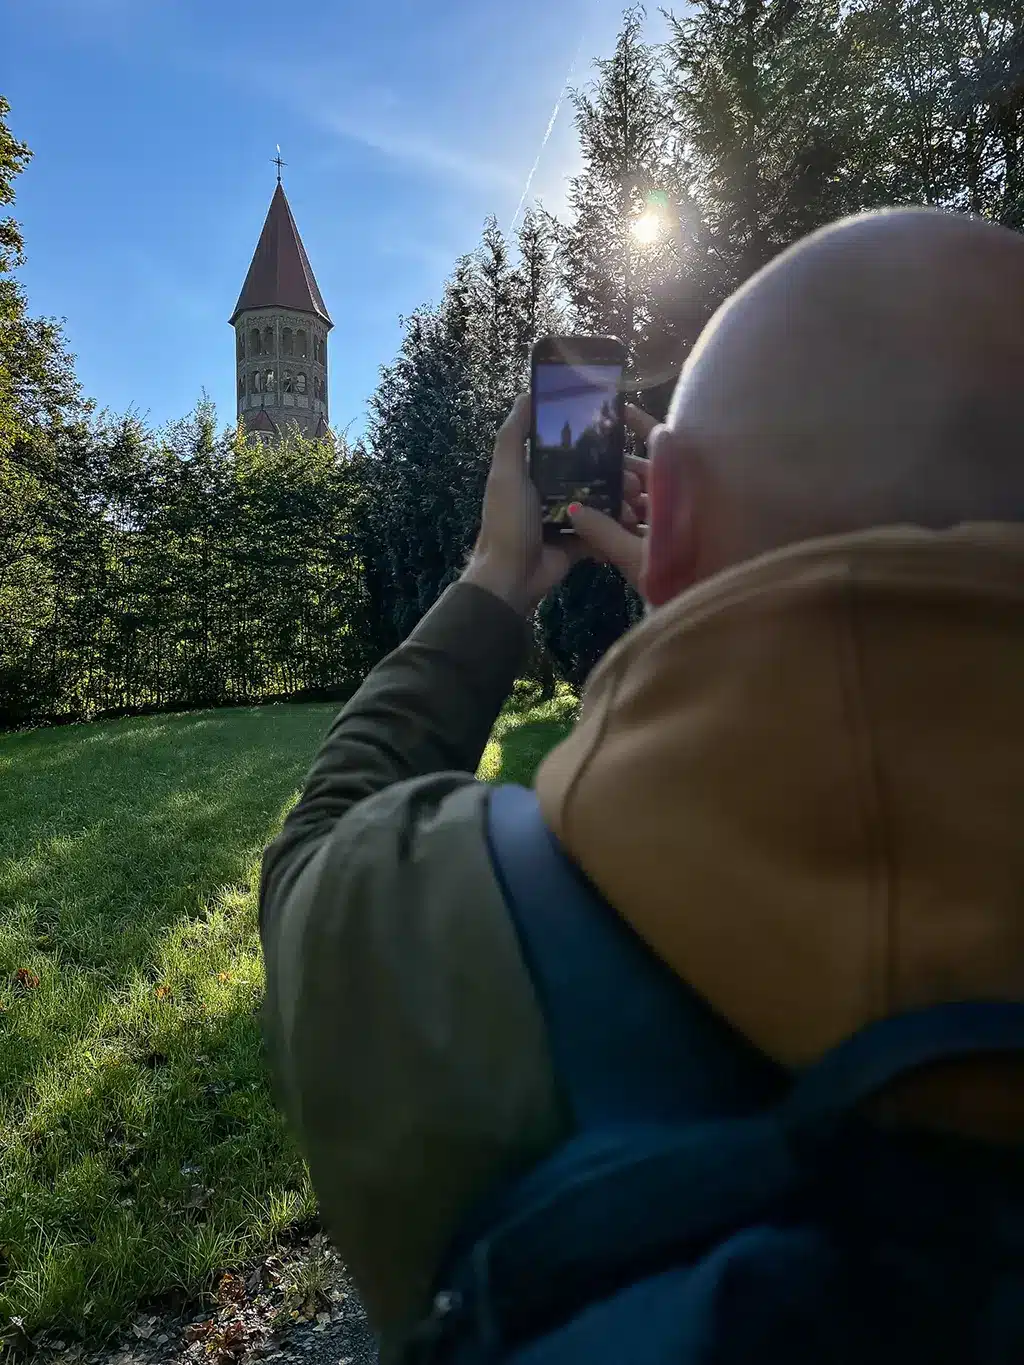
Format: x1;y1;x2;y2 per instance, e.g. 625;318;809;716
6;0;670;439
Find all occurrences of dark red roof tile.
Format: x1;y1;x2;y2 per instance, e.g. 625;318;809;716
230;185;332;327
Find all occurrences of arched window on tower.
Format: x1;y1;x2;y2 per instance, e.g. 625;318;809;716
263;326;274;356
250;327;261;356
237;332;245;361
296;329;307;360
265;369;275;393
238;375;246;399
283;371;293;395
313;337;320;364
282;328;293;357
251;371;261;394
295;371;307;395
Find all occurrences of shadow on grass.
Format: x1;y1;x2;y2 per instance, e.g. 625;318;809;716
1;984;311;1341
487;717;575;787
0;705;339;1339
0;703;338;1089
477;682;578;789
0;688;579;1343
0;705;338;976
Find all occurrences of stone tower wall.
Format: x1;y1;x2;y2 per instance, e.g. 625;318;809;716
234;308;329;437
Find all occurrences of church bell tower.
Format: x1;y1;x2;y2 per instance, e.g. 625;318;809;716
230;164;332;441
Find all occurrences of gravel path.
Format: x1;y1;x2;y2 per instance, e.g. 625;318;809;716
24;1233;377;1365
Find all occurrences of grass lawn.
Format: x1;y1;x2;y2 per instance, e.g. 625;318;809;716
0;682;577;1345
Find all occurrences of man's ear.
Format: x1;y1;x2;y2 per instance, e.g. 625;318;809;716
640;427;700;607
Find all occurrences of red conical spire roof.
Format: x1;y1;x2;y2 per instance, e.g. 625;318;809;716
230;183;332;328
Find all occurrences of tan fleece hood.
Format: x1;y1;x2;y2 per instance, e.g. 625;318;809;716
536;525;1024;1088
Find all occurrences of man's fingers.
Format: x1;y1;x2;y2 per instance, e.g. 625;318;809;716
625;403;658;445
625;454;649;490
568;504;644;587
493;393;531;469
624;468;649;523
619;500;641;531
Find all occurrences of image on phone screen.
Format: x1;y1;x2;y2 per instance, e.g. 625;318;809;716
533;360;624;529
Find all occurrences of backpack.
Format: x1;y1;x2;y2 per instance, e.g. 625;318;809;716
402;784;1024;1365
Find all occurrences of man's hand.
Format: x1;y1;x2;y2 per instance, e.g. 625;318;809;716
461;395;657;614
567;404;655;590
461;393;585;615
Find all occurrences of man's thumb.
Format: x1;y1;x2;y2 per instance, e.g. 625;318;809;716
568;504;643;588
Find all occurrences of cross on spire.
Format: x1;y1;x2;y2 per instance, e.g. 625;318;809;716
272;147;286;184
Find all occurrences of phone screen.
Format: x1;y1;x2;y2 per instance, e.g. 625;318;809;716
531;359;625;530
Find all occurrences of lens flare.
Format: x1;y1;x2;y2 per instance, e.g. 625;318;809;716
631;210;661;245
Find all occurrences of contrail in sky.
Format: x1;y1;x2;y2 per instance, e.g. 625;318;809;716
509;38;585;234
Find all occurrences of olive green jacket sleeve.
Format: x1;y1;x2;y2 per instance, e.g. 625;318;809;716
258;582;568;1360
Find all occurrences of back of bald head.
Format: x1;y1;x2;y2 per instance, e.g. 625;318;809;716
669;207;1024;563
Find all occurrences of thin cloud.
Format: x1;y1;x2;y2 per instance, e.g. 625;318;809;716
321;110;519;192
181;50;510;191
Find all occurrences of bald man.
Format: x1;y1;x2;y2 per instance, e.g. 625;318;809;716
259;207;1024;1363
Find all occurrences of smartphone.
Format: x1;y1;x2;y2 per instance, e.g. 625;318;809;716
529;335;627;536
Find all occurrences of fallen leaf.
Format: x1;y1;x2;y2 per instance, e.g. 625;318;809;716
13;967;40;990
155;984;173;1000
217;1272;246;1305
217;971;231;983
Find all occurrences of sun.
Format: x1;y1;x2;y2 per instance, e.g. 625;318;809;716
631;210;661;245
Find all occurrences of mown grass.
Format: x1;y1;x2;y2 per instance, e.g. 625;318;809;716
477;680;579;785
0;683;577;1343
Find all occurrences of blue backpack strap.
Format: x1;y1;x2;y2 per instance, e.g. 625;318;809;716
784;1000;1024;1144
485;784;786;1129
433;1000;1024;1357
446;1115;800;1355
